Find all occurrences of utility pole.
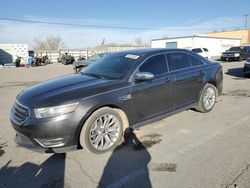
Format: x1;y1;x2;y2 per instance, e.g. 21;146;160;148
243;14;249;29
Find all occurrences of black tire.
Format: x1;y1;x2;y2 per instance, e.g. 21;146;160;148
244;73;250;78
79;107;124;154
195;83;218;113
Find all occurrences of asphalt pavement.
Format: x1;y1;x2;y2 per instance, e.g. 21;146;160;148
0;61;249;188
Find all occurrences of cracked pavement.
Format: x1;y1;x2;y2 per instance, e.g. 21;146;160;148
0;62;250;188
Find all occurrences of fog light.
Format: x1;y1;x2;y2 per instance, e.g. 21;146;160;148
35;138;65;147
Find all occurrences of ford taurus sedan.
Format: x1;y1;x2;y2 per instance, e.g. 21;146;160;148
10;48;223;154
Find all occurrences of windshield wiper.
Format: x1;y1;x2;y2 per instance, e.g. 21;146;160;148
83;72;106;80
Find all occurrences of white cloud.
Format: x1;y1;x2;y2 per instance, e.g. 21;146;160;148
0;16;244;49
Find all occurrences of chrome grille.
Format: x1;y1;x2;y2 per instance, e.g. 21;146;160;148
11;101;30;125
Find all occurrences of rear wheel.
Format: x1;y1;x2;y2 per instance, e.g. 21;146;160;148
79;107;124;154
195;83;217;113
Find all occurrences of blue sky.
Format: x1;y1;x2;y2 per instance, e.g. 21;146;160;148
0;0;249;48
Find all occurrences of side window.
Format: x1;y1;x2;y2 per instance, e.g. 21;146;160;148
203;48;209;52
191;48;202;53
139;54;167;75
167;53;191;71
189;54;205;66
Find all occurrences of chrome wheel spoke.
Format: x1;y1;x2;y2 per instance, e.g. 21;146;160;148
89;114;121;151
92;132;102;144
203;87;216;110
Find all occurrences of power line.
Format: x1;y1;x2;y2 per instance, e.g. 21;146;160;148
0;17;243;31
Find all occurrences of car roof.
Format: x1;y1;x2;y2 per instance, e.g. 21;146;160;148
113;48;190;56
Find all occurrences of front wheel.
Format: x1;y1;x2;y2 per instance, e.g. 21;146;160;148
195;83;217;113
79;107;124;154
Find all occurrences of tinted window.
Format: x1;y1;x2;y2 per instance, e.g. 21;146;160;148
167;53;191;71
228;47;244;52
139;54;167;75
88;53;104;61
189;54;205;66
203;48;209;52
191;48;203;53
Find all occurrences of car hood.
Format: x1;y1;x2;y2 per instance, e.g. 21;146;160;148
17;74;117;108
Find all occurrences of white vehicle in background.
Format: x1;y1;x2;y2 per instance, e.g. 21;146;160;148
190;48;211;59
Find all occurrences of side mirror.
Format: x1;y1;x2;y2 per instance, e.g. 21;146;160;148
134;72;155;82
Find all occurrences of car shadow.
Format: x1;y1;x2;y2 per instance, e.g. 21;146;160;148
98;129;152;188
225;67;247;79
0;153;66;188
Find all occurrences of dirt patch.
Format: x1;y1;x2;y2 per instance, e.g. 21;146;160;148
133;134;162;150
222;90;250;98
0;81;39;89
149;162;177;172
0;142;8;157
232;77;247;80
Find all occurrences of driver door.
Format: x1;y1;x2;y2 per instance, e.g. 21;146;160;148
130;54;174;124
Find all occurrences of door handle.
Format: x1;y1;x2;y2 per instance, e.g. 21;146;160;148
199;70;205;76
166;77;174;83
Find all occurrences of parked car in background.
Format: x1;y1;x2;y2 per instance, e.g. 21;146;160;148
10;48;223;154
243;58;250;77
73;53;109;73
221;46;250;61
190;48;211;59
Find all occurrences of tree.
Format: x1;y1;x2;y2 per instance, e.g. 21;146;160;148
34;35;65;50
134;37;143;46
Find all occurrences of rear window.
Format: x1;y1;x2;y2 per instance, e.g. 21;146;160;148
167;53;191;71
189;54;205;66
203;48;209;52
191;48;203;53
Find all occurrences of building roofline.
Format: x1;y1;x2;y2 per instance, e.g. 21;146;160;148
206;29;250;34
151;35;241;41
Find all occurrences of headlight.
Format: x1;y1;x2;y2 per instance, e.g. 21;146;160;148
234;53;240;57
34;102;79;118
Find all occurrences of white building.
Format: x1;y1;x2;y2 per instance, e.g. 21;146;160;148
0;44;29;64
151;36;241;57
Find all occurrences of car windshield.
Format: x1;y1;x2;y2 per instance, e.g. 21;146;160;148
228;47;244;52
88;54;104;61
81;53;141;79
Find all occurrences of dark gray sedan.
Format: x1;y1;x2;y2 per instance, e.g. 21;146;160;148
10;48;223;154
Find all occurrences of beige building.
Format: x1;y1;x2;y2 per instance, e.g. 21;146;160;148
207;29;250;45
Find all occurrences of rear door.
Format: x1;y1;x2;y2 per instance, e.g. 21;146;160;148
166;52;204;109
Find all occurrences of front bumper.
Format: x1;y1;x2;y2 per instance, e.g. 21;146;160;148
10;106;86;153
15;132;77;153
221;56;240;61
